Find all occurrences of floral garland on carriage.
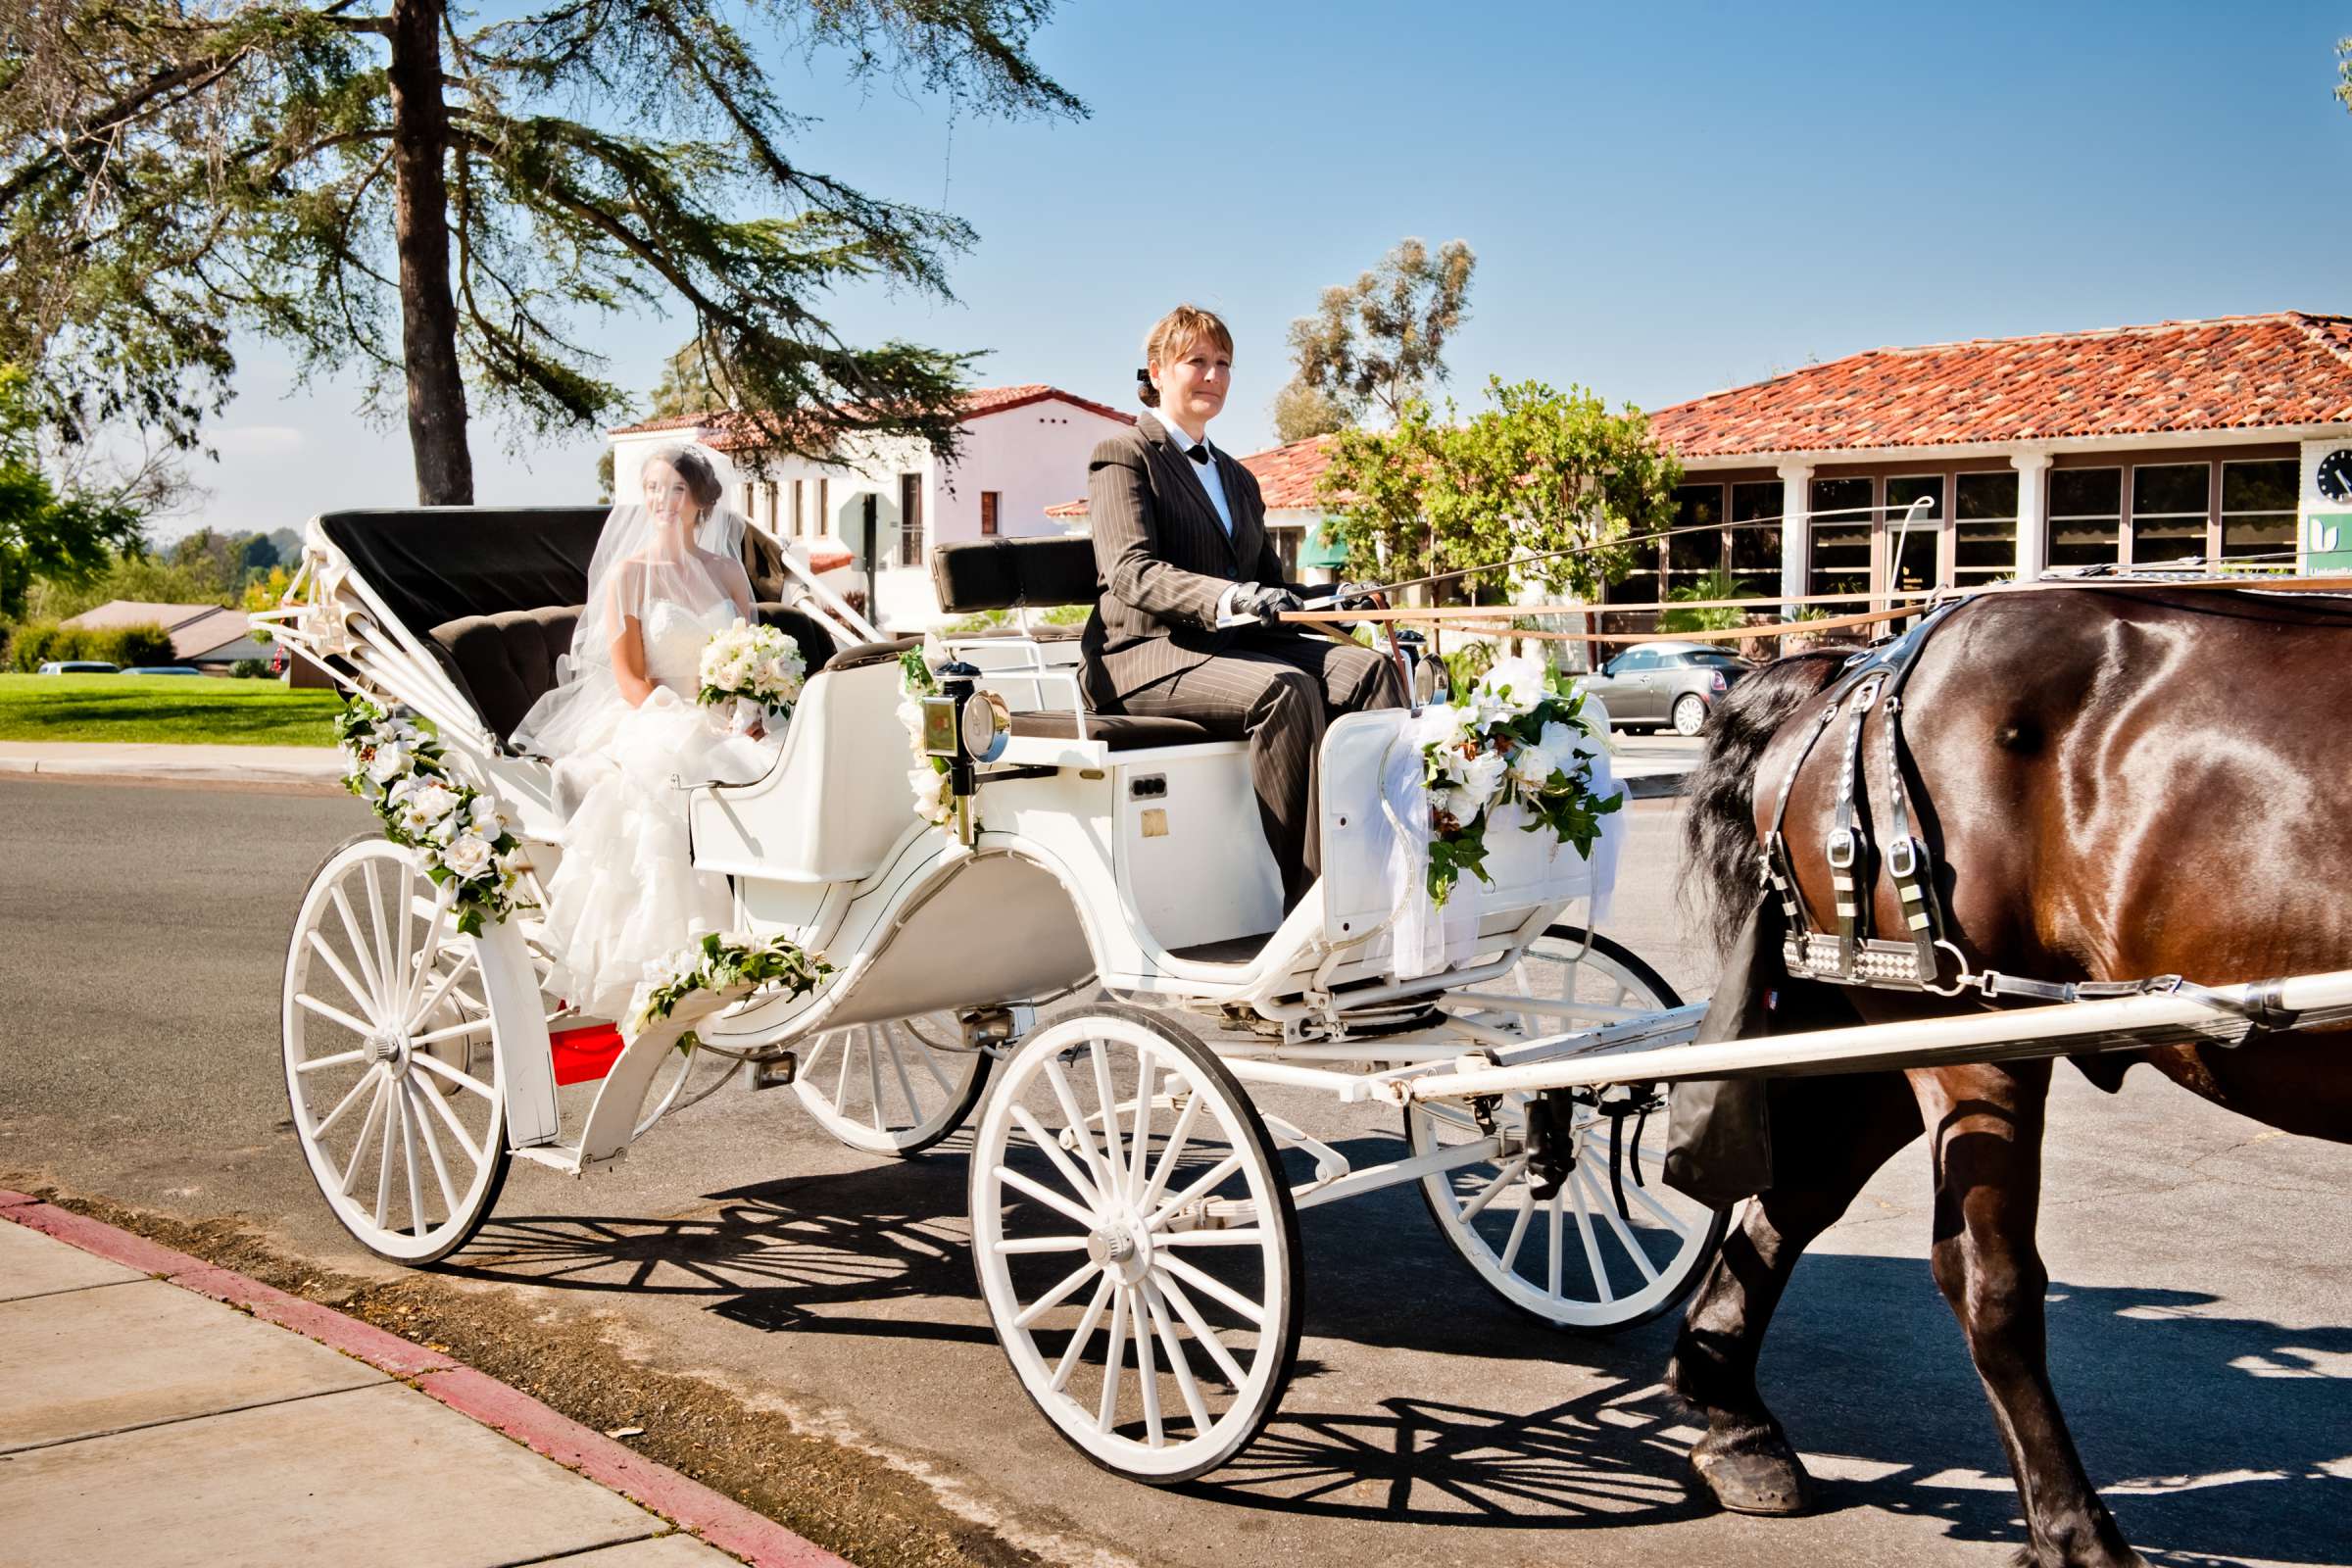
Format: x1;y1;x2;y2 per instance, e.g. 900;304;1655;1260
334;698;524;936
1412;656;1622;906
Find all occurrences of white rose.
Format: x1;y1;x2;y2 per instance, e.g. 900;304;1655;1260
1508;741;1559;793
1482;656;1551;715
1457;748;1509;808
1539;718;1586;759
442;832;493;879
367;742;414;783
411;781;460;822
426;813;458;847
467;795;502;832
909;764;948;820
897;697;926;743
1430;784;1474;826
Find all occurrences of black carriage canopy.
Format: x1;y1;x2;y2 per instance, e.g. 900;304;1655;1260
317;507;835;747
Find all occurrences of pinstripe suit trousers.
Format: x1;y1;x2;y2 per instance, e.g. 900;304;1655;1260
1118;634;1404;910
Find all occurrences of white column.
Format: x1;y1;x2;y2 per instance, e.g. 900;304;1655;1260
2011;450;2052;583
1777;462;1812;615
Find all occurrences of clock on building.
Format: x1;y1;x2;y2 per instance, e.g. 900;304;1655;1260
2317;448;2352;503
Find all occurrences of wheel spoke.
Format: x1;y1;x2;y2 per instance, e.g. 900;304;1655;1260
1088;1040;1128;1196
1621;1172;1693;1238
408;1015;493;1049
882;1024;923;1125
412;1051;495;1102
295;992;375;1040
304;932;377;1025
1547;1182;1568;1298
1145;1152;1244;1232
1051;1275;1114;1394
329;886;385;1004
1497;1191;1535;1272
1044;1058;1114;1197
296;1048;368;1076
832;1026;854;1105
407;1084;465;1216
398;1086;426;1235
1013;1258;1104;1330
416;1063;488;1167
313;1065;380;1142
1096;1285;1129;1433
1128;1055;1156;1204
1158;1228;1267;1248
372;1087;396;1228
1567;1168;1612;1301
1153;1270;1249;1389
1456;1154;1529;1223
1137;1082;1203;1215
1156;1250;1265;1330
1133;1285;1163;1447
910;1025;956;1094
1578;1164;1662;1285
391;861;416;1024
994;1235;1090;1255
338;1080;389;1196
1144;1280;1211;1437
1009;1103;1104;1213
404;889;445;1020
996;1164;1102;1232
863;1026;886;1131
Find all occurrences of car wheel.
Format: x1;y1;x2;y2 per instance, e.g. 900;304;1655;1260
1671;694;1708;737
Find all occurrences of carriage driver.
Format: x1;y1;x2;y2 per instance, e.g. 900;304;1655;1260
1079;304;1404;912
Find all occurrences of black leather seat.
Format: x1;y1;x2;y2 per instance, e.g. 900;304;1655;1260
430;603;839;747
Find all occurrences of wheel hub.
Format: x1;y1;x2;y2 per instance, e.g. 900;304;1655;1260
366;1030;413;1080
1088;1217;1153;1285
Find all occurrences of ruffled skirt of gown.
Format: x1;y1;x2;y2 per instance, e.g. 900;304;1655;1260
540;685;780;1021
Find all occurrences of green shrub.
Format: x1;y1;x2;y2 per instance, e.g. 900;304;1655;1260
95;624;175;666
3;620;175;669
5;620;66;670
229;658;270;678
1657;567;1760;634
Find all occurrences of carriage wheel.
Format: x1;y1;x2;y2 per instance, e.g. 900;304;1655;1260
1407;926;1728;1332
794;1011;991;1155
971;1003;1302;1484
281;834;512;1264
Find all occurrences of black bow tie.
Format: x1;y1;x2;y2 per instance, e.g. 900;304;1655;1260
1184;442;1210;465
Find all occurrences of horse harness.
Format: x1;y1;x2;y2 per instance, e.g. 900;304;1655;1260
1752;595;2301;1030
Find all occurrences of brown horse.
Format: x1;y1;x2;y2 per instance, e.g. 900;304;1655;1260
1666;584;2352;1567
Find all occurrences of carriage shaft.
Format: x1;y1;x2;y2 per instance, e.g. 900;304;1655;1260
1397;967;2352;1103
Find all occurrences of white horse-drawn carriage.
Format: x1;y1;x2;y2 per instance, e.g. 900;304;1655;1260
263;506;2352;1486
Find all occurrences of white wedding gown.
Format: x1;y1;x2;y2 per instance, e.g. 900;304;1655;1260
540;597;782;1021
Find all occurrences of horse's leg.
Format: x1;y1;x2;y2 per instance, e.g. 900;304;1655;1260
1913;1060;2143;1568
1668;1069;1922;1513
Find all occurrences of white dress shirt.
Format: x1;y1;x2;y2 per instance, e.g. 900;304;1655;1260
1157;411;1235;537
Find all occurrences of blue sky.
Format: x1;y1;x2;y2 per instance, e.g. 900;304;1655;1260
174;0;2352;540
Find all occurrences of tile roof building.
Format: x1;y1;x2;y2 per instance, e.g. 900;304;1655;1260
1642;313;2352;612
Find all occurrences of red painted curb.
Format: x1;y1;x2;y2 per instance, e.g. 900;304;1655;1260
419;1366;852;1568
3;1203;853;1568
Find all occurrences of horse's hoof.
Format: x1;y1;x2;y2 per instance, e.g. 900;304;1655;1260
1689;1428;1814;1515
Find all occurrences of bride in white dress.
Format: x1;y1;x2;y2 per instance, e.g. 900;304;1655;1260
512;444;783;1020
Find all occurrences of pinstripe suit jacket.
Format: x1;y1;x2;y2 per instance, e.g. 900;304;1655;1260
1080;413;1308;707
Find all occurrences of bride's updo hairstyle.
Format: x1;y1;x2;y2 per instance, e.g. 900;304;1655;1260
1137;304;1233;409
646;443;726;520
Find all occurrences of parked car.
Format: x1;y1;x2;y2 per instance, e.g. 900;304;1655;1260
1576;641;1758;736
119;665;205;677
35;661;121;675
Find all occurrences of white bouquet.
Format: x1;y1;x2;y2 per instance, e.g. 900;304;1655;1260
698;619;807;735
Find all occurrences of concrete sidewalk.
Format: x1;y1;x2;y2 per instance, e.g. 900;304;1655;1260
0;740;343;786
0;1194;846;1568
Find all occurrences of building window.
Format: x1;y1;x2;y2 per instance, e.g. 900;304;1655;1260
1809;476;1873;600
1667;482;1725;588
763;482;779;533
899;473;923;567
740;482;756;519
791;479;805;538
1274;525;1301;579
1730;480;1781;591
2048;467;2121;569
1885;474;1944;594
980;491;1000;538
2130;463;2208;565
817;478;831;537
1953;470;2020;585
2221;458;2297;567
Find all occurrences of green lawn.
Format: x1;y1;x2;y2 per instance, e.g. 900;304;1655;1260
0;673;344;746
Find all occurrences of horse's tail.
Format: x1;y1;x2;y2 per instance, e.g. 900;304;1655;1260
1679;650;1854;952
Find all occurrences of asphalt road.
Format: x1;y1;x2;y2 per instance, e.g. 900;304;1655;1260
2;775;2347;1568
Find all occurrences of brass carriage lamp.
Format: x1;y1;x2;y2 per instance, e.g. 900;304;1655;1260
921;661;1011;844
